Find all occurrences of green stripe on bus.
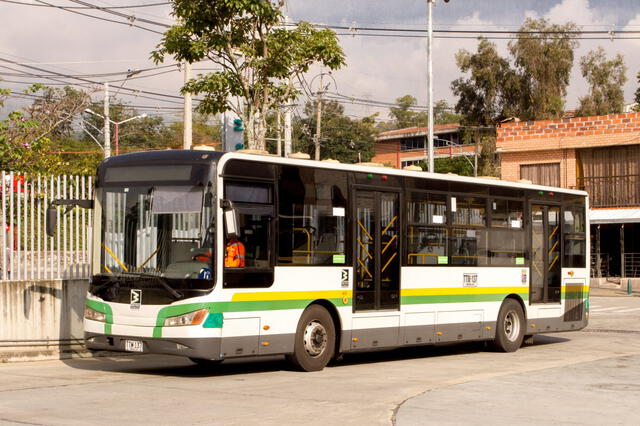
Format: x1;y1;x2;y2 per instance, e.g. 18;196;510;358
401;292;529;305
85;299;113;335
152;298;350;338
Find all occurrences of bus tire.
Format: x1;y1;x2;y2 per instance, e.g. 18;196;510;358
289;304;336;372
189;357;222;367
492;299;525;352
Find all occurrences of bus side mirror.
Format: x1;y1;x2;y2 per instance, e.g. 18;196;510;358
224;208;239;239
46;205;57;237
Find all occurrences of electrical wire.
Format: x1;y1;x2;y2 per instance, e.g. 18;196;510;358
32;0;164;35
0;0;169;8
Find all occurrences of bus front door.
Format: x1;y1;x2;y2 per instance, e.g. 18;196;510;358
353;190;400;311
530;203;561;303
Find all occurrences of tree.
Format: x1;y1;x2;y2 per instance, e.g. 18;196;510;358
389;95;426;128
451;38;518;125
169;114;221;149
453;19;579;124
0;84;91;174
152;0;345;151
635;72;640;109
576;47;627;116
509;18;579;120
388;96;462;130
294;100;375;163
83;100;173;151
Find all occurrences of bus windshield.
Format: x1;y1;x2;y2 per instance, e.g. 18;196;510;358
99;183;214;282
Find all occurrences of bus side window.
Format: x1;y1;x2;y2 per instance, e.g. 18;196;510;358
277;166;348;266
223;176;275;288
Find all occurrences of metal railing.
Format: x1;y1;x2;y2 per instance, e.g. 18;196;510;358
624;253;640;278
576;175;640;208
1;172;93;281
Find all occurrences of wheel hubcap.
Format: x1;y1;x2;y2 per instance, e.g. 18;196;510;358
303;320;327;358
504;310;521;342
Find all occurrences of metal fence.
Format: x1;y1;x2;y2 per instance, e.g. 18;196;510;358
624;253;640;278
1;171;93;281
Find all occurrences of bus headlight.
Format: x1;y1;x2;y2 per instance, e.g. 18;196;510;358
84;306;106;322
163;308;208;327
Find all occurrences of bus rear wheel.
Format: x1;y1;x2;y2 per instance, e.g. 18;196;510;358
289;305;336;372
492;299;525;352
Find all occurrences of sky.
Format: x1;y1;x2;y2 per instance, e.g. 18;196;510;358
2;0;640;124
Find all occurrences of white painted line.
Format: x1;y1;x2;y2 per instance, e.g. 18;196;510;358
614;308;640;313
590;306;625;312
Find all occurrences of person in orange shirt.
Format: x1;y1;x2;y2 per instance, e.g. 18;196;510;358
225;236;246;267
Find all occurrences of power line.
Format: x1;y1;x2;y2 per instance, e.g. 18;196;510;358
32;0;164;35
63;0;171;28
0;0;169;8
0;56;187;101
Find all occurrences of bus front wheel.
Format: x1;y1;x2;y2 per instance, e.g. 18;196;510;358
492;299;525;352
289;305;336;372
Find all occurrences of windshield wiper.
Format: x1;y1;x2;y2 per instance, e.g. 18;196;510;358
136;272;184;300
97;272;184;300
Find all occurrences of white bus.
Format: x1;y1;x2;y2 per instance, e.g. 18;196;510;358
78;150;589;371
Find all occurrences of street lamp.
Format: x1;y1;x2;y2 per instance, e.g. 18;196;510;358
84;109;147;157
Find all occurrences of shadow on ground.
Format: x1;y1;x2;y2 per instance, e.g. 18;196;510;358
60;334;570;377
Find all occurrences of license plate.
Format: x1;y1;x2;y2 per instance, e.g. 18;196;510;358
124;339;144;352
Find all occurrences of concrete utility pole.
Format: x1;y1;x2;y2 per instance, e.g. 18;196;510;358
314;74;323;161
426;0;435;173
103;82;110;158
284;106;292;157
183;62;193;150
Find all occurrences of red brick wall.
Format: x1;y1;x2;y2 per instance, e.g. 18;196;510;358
497;112;640;152
497;111;640;187
501;149;576;188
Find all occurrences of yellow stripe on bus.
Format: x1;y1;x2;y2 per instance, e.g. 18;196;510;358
401;286;528;297
232;290;350;302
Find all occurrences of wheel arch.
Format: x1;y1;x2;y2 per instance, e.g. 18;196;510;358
504;293;528;322
306;299;342;357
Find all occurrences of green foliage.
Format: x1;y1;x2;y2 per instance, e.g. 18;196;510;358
452;18;580;124
293;100;375;163
635;72;640;110
416;156;474;176
83;100;173;151
508;18;579;120
169;114;221;149
452;38;518;125
152;0;345;150
389;95;426;128
576;47;627;117
0;84;91;174
387;96;461;130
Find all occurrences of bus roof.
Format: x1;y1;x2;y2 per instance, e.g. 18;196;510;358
99;149;587;197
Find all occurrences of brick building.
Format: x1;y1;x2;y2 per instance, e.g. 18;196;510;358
497;112;640;278
372;124;479;169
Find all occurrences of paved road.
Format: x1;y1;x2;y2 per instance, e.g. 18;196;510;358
0;292;639;426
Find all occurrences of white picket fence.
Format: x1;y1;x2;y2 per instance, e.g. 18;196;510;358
1;171;93;281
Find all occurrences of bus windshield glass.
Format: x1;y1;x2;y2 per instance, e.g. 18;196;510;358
100;183;214;282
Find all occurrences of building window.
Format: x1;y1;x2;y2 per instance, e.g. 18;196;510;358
520;163;561;187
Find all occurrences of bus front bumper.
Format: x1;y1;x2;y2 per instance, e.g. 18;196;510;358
84;332;222;360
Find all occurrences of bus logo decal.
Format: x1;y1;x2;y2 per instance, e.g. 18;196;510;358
130;289;142;309
341;269;349;288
